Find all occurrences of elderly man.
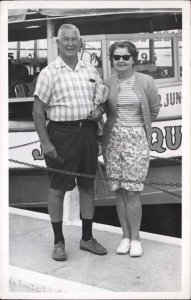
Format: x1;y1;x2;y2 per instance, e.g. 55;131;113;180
33;24;107;261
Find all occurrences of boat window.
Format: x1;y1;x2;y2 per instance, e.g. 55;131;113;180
109;37;176;80
80;41;103;78
8;39;47;98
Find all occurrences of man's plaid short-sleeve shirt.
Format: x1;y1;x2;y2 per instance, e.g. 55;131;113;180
34;56;102;121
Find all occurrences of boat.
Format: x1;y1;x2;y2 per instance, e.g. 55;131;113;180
8;8;182;237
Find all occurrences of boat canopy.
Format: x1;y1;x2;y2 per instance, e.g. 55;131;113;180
8;8;182;41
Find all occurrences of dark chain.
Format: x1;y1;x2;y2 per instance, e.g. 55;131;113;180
9;140;182;164
9;159;96;178
9;140;182;200
146;184;181;198
9;158;181;198
9;140;40;150
104;176;181;198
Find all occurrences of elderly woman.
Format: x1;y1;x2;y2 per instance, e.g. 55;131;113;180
102;41;160;257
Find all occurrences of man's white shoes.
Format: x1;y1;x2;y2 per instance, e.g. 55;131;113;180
116;238;131;254
129;240;143;257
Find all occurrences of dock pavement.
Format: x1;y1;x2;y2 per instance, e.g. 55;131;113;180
8;207;183;298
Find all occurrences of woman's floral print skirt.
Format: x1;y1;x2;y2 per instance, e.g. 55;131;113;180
103;123;150;191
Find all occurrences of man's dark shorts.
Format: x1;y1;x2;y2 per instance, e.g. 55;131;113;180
45;120;98;192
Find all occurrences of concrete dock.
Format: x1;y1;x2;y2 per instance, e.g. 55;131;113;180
6;207;186;299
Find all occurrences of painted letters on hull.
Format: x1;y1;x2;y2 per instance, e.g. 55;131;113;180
157;85;181;119
9;119;181;169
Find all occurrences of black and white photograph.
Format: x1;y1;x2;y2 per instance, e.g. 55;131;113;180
0;0;190;299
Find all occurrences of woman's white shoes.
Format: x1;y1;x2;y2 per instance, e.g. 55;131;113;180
129;240;143;257
117;239;143;256
116;238;131;254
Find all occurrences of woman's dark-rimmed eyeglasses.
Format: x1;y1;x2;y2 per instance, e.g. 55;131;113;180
113;55;132;61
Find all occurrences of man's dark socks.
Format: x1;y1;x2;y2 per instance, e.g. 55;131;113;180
81;218;93;241
51;221;65;245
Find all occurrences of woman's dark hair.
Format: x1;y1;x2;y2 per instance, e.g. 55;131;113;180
109;41;139;64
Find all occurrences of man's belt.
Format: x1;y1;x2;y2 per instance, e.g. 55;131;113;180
50;119;97;128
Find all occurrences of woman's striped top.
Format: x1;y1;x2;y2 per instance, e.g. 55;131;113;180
116;74;144;127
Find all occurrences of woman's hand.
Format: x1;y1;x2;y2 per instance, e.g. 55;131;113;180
87;107;103;122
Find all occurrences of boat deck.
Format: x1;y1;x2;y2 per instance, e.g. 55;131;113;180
8;207;182;298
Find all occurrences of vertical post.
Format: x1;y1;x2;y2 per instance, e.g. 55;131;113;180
16;41;20;62
106;39;111;77
172;37;177;78
149;39;155;63
47;19;55;64
148;18;154;63
33;40;38;74
176;35;181;80
101;38;108;80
